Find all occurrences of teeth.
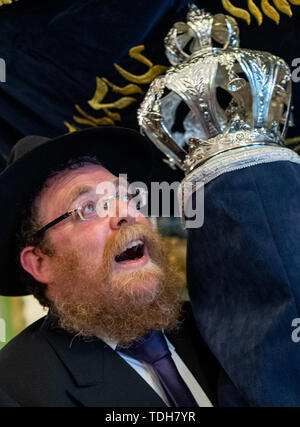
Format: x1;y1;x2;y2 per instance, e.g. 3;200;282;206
116;239;144;258
123;239;144;251
115;238;145;263
117;239;143;255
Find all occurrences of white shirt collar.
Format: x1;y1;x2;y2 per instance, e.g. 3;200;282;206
102;331;175;353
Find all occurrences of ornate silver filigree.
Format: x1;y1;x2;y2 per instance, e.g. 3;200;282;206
138;5;293;175
181;145;300;189
177;145;300;228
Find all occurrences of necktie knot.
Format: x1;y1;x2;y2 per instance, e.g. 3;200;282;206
116;330;199;407
117;330;171;365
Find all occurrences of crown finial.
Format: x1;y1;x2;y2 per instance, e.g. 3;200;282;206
138;5;297;178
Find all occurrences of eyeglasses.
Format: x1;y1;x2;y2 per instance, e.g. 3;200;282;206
35;187;147;237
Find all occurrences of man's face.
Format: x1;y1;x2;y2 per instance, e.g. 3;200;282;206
33;164;182;345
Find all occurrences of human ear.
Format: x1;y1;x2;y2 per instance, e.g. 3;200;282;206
20;246;53;284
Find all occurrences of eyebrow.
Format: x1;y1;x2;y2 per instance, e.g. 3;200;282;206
65;177;124;210
66;186;93;210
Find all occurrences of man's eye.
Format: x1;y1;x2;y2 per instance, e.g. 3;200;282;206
79;200;97;220
102;200;110;211
86;202;95;211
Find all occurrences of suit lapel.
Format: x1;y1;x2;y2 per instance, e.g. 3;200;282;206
40;316;166;407
40;303;219;407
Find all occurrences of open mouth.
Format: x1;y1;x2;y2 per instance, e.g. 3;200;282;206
115;239;145;263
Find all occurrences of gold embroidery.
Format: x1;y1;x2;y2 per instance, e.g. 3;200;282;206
87;78;139;111
285;136;300;145
0;0;15;7
128;45;153;68
65;45;167;132
222;0;251;24
113;45;168;84
261;0;280;23
248;0;263;25
285;136;300;154
88;94;136;111
64;121;80;133
103;108;121;122
88;77;108;107
273;0;292;16
102;78;144;96
73;105;115;126
222;0;299;24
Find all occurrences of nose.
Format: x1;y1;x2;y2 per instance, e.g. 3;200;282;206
109;200;136;230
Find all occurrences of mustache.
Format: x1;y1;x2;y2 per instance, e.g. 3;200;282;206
101;222;163;269
48;221;183;345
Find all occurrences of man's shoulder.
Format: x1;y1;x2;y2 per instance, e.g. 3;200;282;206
0;316;48;362
0;387;20;407
0;315;78;406
0;316;59;384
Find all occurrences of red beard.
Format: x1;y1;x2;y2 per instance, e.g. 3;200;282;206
48;223;183;346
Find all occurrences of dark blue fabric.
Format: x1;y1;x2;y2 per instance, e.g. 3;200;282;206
0;0;189;184
218;369;249;407
117;330;198;407
0;0;299;179
187;161;300;406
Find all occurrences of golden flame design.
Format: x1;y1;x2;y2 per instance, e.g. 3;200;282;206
285;137;300;154
65;45;167;132
222;0;298;25
0;0;18;6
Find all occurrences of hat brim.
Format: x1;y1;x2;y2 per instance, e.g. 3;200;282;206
0;126;153;296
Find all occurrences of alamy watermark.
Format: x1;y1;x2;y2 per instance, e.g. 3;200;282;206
292;58;300;83
0;318;6;343
291;318;300;343
92;174;205;229
0;58;5;82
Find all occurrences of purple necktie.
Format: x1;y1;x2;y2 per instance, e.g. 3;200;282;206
116;330;198;407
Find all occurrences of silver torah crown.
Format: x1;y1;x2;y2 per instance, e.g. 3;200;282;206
138;5;293;175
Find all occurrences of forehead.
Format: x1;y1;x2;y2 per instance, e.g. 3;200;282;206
46;164;115;191
37;164;116;212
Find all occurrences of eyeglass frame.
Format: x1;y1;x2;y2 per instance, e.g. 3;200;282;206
34;188;147;238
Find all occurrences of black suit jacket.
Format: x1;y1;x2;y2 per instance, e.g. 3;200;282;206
0;302;220;407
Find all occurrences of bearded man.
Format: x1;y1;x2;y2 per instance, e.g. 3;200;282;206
0;126;219;407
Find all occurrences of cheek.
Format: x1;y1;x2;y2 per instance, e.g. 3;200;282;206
51;222;110;264
81;236;106;263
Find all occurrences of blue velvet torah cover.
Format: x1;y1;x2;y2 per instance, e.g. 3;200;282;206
187;161;300;406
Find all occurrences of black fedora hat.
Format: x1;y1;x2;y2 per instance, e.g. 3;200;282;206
0;126;153;297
